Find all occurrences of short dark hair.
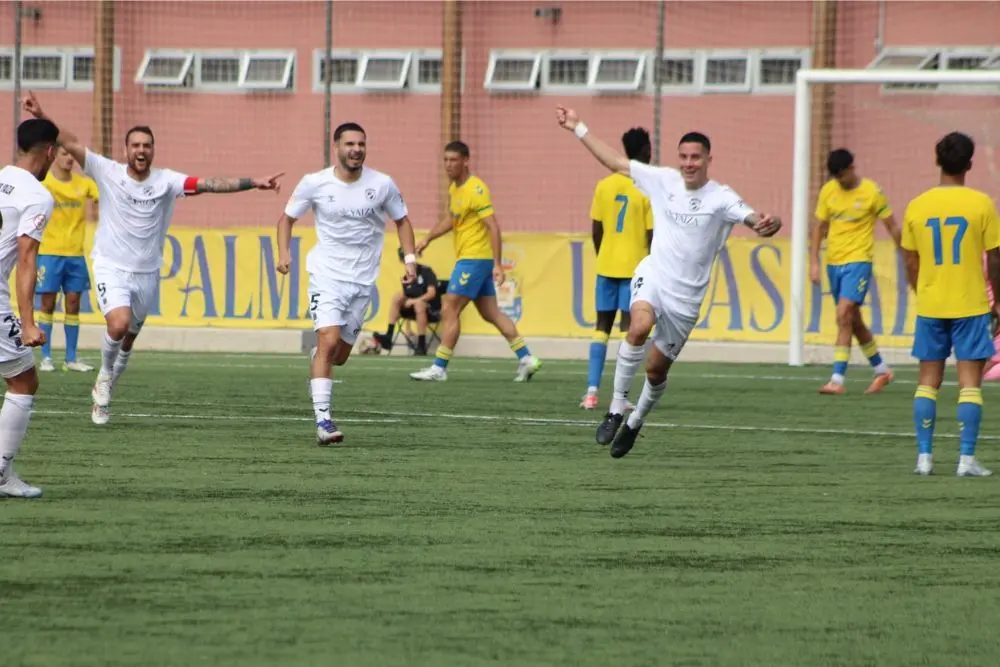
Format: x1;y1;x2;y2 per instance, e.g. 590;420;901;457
334;122;366;142
827;148;854;176
936;132;975;176
125;125;155;146
17;118;59;153
622;127;651;162
678;131;711;153
444;140;470;158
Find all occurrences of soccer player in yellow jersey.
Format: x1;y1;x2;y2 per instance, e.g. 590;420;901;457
581;128;653;409
38;145;99;373
409;141;541;382
810;149;900;395
901;132;1000;477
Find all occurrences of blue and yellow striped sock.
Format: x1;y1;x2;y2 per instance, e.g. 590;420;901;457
510;337;530;360
38;312;54;359
913;385;938;455
958;387;984;457
64;313;81;363
587;331;610;390
832;346;849;381
433;345;452;370
861;339;889;374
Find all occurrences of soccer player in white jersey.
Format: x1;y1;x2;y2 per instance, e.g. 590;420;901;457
556;106;782;458
0;119;60;498
276;122;417;446
23;92;283;425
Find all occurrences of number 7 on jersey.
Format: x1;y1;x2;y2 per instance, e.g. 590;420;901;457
614;194;629;233
925;216;968;265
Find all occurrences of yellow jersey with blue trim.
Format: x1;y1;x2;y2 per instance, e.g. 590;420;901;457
590;173;652;278
815;177;892;265
449;175;495;261
40;172;99;257
901;185;1000;319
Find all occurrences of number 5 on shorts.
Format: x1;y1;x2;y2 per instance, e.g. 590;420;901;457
96;282;107;307
309;293;319;322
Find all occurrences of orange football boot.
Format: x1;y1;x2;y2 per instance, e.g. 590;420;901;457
819;382;846;395
865;371;894;394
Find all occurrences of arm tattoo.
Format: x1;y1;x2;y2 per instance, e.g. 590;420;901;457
196;177;255;193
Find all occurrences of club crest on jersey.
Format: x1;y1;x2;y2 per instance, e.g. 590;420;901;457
365;188;376;201
689;198;702;211
143;186;154;196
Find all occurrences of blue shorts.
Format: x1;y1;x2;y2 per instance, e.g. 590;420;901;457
448;259;496;300
912;314;995;361
36;255;91;294
596;275;631;313
827;262;872;305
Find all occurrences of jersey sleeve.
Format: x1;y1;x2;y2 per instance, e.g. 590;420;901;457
720;186;755;226
163;169;194;199
382;178;409;222
900;203;917;251
982;196;1000;252
873;184;893;219
628;161;678;197
589;182;604;222
471;182;495;221
83;149;115;183
283;175;314;220
814;183;830;222
17;192;54;242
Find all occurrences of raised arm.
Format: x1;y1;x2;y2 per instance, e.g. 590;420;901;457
22;91;87;167
194;174;283;195
556;106;630;175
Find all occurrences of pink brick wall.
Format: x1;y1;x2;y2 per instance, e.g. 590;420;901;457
2;0;997;239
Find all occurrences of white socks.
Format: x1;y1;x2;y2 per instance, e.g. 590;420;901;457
611;342;646;414
627;378;668;429
310;377;333;423
0;392;34;478
113;349;132;385
101;331;122;378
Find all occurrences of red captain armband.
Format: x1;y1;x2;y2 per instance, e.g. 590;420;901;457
183;176;201;196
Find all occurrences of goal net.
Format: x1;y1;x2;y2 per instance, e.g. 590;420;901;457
789;68;1000;368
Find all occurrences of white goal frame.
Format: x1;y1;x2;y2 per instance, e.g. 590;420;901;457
789;68;1000;367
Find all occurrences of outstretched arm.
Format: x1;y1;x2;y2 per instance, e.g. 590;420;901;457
194;174;283;195
415;215;453;254
22;91;87;167
556;106;630;175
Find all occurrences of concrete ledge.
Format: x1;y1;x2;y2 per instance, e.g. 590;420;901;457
53;324;917;365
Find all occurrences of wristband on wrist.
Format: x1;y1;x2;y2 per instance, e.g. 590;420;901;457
574;123;589;140
404;253;417;264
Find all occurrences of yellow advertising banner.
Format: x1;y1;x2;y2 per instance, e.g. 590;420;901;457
20;226;917;348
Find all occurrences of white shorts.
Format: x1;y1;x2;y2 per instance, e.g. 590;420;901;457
629;259;699;361
0;313;36;379
308;274;374;345
92;262;159;334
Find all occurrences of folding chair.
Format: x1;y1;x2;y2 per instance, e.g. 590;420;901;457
392;278;449;354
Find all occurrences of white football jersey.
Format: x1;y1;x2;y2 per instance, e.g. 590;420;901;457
284;166;408;286
84;149;191;273
0;166;54;313
629;160;755;317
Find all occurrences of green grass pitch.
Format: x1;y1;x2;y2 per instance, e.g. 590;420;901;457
5;352;1000;666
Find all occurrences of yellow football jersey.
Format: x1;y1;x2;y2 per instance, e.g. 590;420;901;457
590;173;652;278
901;186;1000;319
815;177;892;265
449;175;495;261
41;172;98;256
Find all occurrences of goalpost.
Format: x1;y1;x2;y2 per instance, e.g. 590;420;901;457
788;68;1000;367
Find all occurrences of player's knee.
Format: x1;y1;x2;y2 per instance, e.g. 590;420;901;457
332;345;352;366
835;303;856;329
105;314;130;340
8;368;39;395
316;328;341;352
646;363;669;385
412;300;427;313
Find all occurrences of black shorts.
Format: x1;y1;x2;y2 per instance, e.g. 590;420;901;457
400;306;440;321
